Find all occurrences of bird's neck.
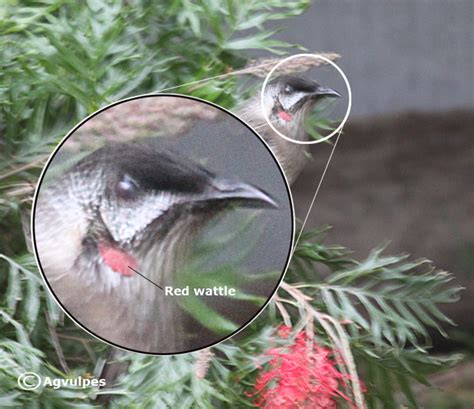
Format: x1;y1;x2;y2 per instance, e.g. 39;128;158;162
128;221;197;351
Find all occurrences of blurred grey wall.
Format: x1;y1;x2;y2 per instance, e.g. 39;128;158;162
268;0;473;117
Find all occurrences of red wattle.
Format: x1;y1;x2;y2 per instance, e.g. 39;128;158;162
98;243;138;277
278;110;293;122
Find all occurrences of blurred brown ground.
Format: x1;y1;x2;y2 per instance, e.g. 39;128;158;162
293;109;474;344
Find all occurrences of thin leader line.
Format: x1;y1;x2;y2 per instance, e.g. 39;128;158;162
156;53;335;95
155;61;279;94
128;266;164;291
291;128;343;254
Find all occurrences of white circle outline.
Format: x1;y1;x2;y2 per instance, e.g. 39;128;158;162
18;372;41;390
260;53;352;145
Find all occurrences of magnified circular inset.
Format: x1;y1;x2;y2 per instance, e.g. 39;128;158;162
32;94;294;354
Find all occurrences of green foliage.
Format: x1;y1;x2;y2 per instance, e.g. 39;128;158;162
304;98;339;143
0;254;104;408
103;353;223;408
278;230;463;408
0;229;462;408
291;243;461;350
0;0;306;149
100;327;280;408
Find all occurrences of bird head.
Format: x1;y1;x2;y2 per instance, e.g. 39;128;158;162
60;138;276;279
263;75;340;133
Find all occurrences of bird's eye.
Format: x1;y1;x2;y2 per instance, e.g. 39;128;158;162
284;85;293;94
116;174;140;200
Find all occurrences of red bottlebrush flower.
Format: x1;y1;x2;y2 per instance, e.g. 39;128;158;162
250;326;361;409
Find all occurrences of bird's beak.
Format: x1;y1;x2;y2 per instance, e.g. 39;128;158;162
209;179;278;209
311;86;341;99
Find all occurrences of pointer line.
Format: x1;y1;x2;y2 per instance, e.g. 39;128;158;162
127;266;164;291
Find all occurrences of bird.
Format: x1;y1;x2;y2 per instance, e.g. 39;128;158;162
236;75;340;183
33;137;277;353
